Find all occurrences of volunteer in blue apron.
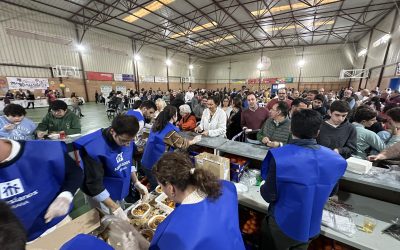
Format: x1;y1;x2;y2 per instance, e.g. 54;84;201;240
73;115;148;221
141;105;201;190
150;152;245;250
0;138;83;241
126;100;157;135
260;109;347;250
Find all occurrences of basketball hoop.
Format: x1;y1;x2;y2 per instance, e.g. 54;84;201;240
52;65;80;78
339;69;368;79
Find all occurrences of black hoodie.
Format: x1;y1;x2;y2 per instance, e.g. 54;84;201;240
316;118;357;159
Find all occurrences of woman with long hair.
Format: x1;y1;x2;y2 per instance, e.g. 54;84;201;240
141;105;201;190
150;152;245;250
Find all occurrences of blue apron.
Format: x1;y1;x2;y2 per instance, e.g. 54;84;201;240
126;109;144;122
0;141;70;241
141;123;179;170
261;144;347;242
74;129;135;201
150;181;245;250
60;234;113;250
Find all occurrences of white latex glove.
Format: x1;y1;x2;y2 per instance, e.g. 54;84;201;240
245;128;252;133
44;191;73;223
192;135;202;144
134;181;149;202
112;207;130;222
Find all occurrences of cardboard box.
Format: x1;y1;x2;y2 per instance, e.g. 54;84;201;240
27;209;101;250
195;152;230;181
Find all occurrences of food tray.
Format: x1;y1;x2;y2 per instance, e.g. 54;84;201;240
155;193;175;214
130;203;151;219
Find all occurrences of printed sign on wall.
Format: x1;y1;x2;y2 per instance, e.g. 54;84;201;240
87;72;113;81
7;77;49;90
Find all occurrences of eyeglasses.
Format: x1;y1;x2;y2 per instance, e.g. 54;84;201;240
116;134;134;144
51;109;64;114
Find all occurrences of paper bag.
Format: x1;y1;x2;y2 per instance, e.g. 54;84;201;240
195;152;230;181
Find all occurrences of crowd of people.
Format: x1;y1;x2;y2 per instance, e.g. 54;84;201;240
0;84;400;249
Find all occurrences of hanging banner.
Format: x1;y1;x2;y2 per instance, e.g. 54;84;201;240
232;79;246;84
114;74;123;81
247;77;294;84
155;76;168;83
100;85;112;94
140;76;155;83
122;74;134;81
116;85;126;93
114;74;134;82
7;77;49;90
86;71;113;81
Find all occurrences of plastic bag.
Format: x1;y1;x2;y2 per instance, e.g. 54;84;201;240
382;218;400;241
100;215;150;250
240;169;260;186
321;199;357;237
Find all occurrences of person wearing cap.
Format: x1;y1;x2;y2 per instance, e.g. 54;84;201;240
35;100;81;138
0;138;83;241
73;115;149;221
0;104;36;140
150;152;245;250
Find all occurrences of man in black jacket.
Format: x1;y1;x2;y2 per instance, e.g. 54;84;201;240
316;100;357;159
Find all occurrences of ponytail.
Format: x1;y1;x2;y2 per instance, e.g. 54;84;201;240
153;152;222;200
152;105;177;132
191;168;221;200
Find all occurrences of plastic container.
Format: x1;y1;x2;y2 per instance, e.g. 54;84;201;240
130;203;151;219
155;193;175;213
148;215;166;231
155;185;163;194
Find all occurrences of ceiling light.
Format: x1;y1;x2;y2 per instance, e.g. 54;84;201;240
251;0;339;16
196;35;235;47
189;64;194;69
166;59;172;66
373;34;391;47
171;22;217;38
298;60;305;68
134;54;141;61
357;49;367;57
76;44;85;52
265;20;334;32
123;0;175;23
257;63;263;70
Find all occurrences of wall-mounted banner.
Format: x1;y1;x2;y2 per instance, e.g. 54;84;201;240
232;79;246;84
115;86;127;93
87;71;113;81
114;74;123;81
140;76;155;83
100;85;112;94
7;77;49;90
155;76;168;83
247;77;294;84
114;74;135;82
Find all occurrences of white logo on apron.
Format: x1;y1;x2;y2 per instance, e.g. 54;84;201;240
0;179;24;199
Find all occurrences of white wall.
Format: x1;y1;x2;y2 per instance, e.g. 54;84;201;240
353;9;400;89
204;44;355;83
0;2;207;81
